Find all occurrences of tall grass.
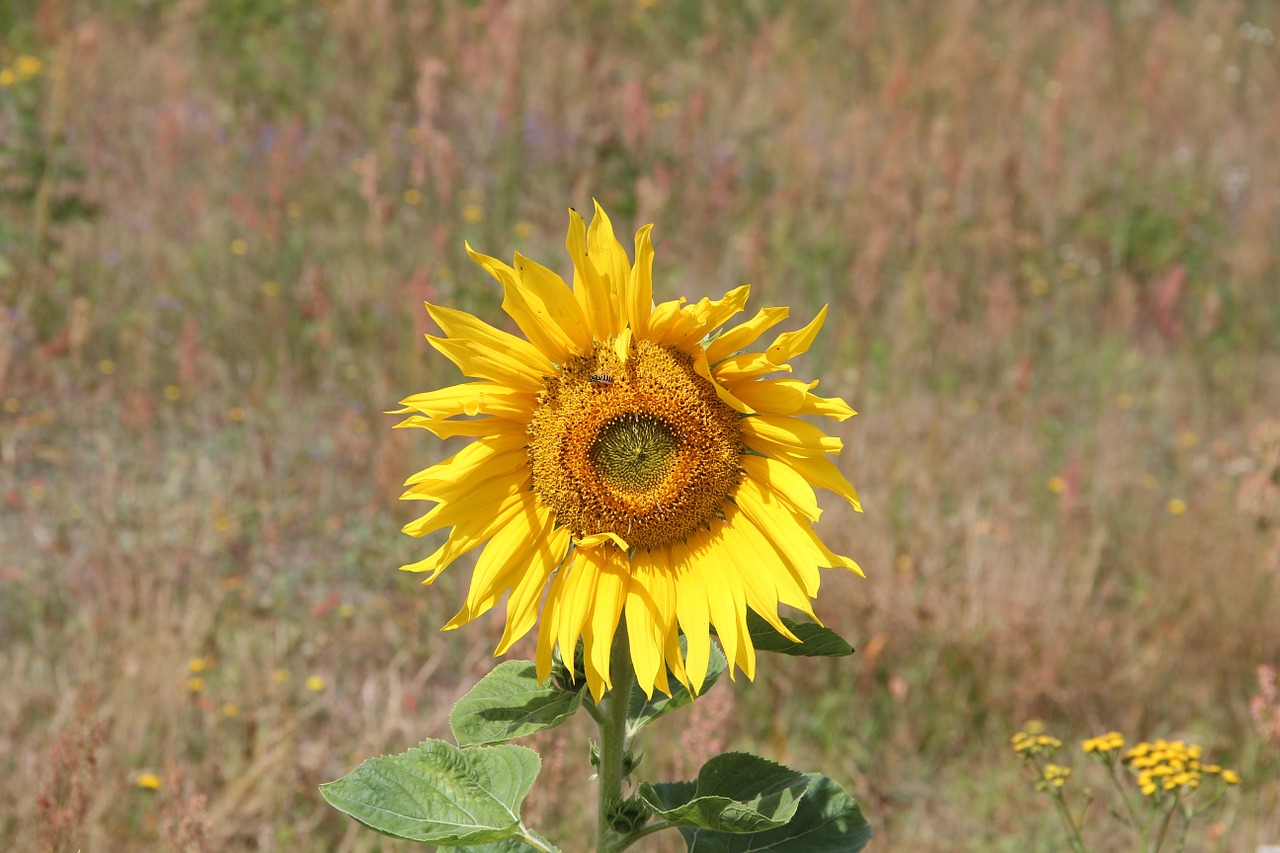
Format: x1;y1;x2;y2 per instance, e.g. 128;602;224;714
2;1;1278;849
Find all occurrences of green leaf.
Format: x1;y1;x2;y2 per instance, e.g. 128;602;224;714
746;612;854;657
674;774;872;852
638;753;809;833
319;739;539;846
465;833;556;853
628;643;728;734
451;660;584;747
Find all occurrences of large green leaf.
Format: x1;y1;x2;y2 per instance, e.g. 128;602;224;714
638;753;808;834
466;833;557;853
319;739;539;846
746;612;854;657
675;774;872;852
628;643;728;734
451;660;584;747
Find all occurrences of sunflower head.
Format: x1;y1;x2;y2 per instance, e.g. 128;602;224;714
395;201;862;702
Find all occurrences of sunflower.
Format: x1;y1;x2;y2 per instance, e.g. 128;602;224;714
396;202;861;702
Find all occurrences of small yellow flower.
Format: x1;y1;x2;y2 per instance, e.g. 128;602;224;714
1082;731;1124;753
164;385;182;402
1221;769;1241;785
187;677;206;692
98;359;117;375
230;238;249;256
14;55;43;80
272;668;291;684
222;702;241;717
305;675;326;692
261;281;280;297
286;201;302;218
228;406;246;422
337;602;356;618
135;772;162;791
403;188;422;205
0;68;16;87
1042;763;1071;789
1168;498;1187;516
188;657;211;673
3;397;20;413
1046;476;1066;494
513;221;534;238
462;202;485;223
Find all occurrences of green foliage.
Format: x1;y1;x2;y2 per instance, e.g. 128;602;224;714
638;753;808;833
626;643;727;734
450;661;585;747
671;775;872;853
319;739;540;846
744;612;855;657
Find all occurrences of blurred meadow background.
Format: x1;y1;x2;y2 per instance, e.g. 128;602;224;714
3;0;1280;850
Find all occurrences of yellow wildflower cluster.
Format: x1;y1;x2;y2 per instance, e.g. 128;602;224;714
1123;740;1241;797
1040;763;1071;791
0;54;42;87
1082;731;1124;753
1012;729;1063;757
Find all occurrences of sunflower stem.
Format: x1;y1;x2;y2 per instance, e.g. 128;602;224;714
595;625;636;853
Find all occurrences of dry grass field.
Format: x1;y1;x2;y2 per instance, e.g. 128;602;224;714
2;1;1279;850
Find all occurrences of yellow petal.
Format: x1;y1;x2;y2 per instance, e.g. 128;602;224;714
582;546;629;703
455;492;544;617
767;450;862;511
766;305;827;364
392;415;524;440
612;326;633;365
400;482;531;582
586;200;630;337
626;549;675;697
402;445;528;502
566;208;615;339
733;477;822;595
741;415;843;457
669;540;712;693
395;381;536;420
400;472;529;538
427;303;554;374
705;306;790;363
577;531;631;551
741;454;821;521
627;224;654;336
731;504;818;613
647;296;697;344
536;561;572;684
556;549;597;672
512;251;595;355
466;242;584;363
653;286;751;349
686;524;749;680
403;431;527;487
726;378;818;417
495;524;572;654
427;335;547;393
712;351;792;386
718;506;802;642
692;347;754;414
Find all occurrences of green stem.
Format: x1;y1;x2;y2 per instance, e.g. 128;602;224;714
1049;791;1088;853
596;626;636;853
516;826;562;853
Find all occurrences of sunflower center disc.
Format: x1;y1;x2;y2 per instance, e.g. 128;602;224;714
527;337;743;551
590;414;680;495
